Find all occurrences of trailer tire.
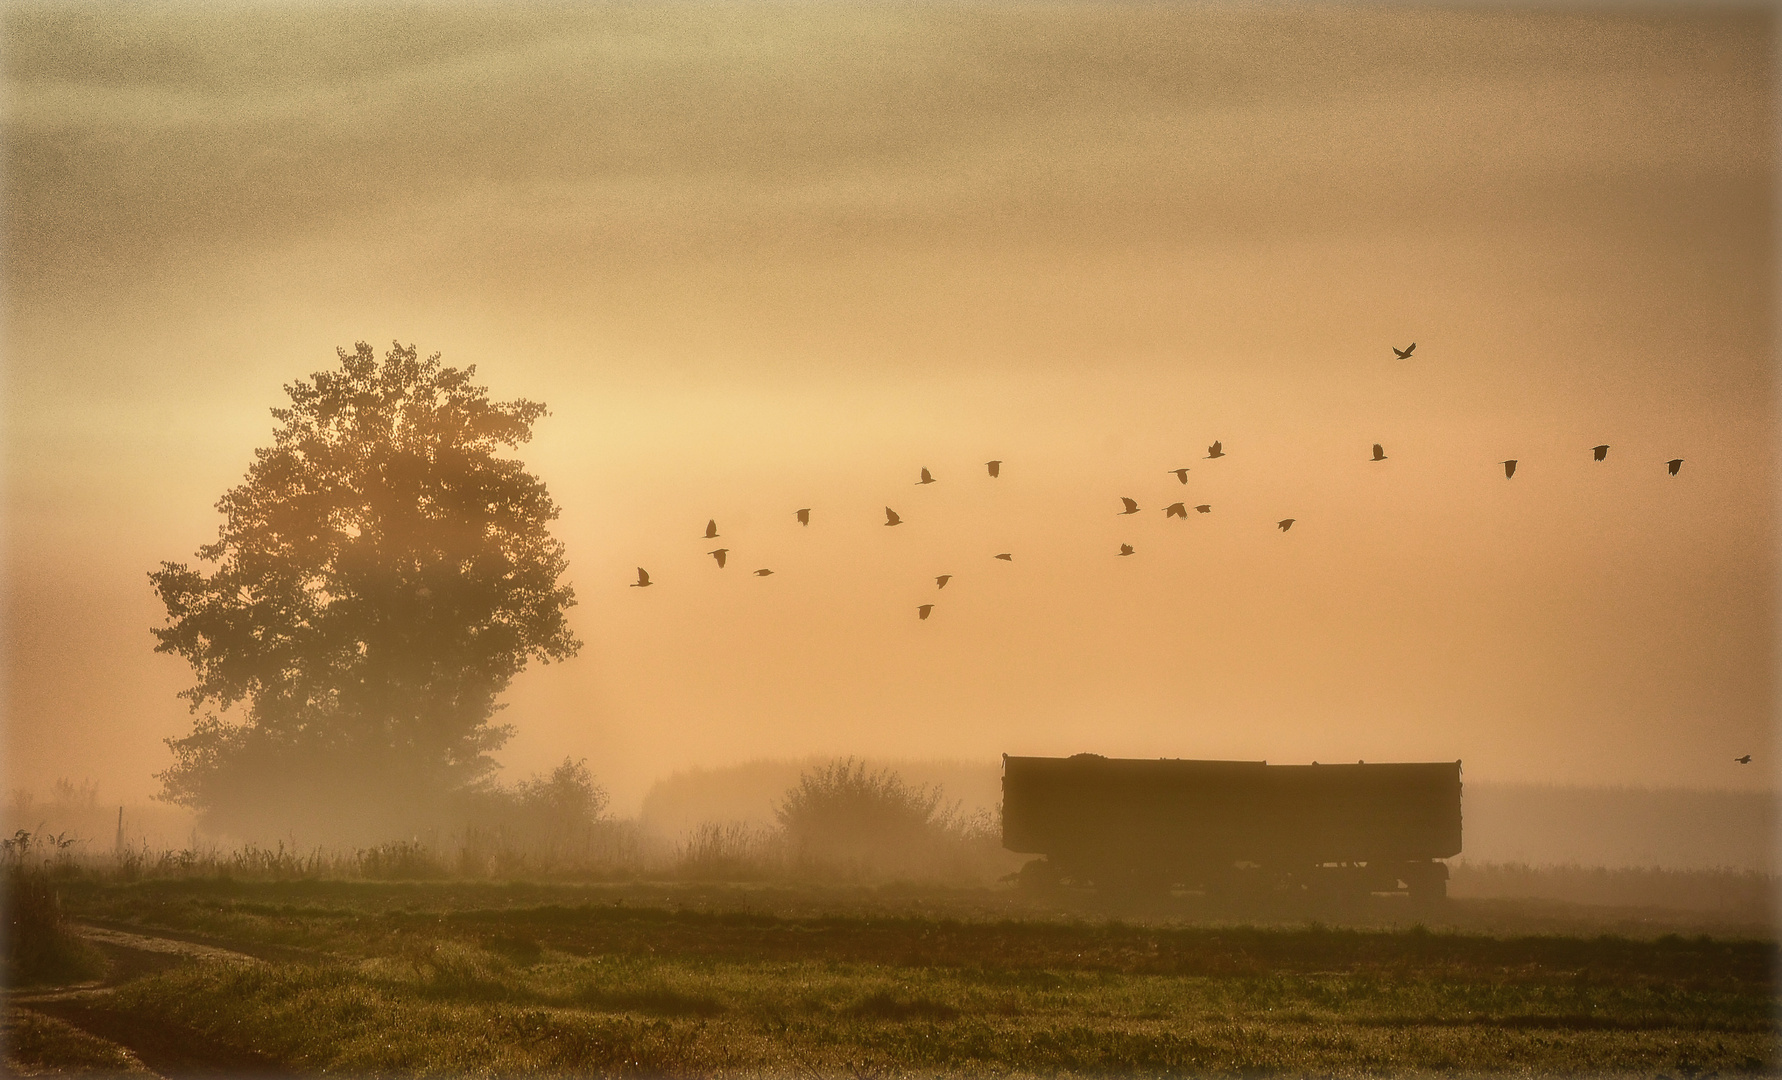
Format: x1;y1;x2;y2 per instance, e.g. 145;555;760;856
1404;861;1448;902
1014;857;1061;891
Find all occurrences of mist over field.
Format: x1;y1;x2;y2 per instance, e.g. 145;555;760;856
3;4;1775;886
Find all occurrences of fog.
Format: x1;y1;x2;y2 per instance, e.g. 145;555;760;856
2;5;1775;864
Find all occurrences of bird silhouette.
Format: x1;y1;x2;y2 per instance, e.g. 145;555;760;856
1372;444;1387;462
704;519;719;539
935;574;951;589
917;467;936;485
796;508;811;525
918;604;934;620
884;507;902;526
1118;497;1140;515
1502;460;1518;479
1277;519;1295;532
630;567;652;588
1593;445;1610;462
1667;458;1684;476
1165;502;1187;518
994;553;1013;561
1194;504;1211;514
754;568;774;576
1393;343;1416;359
1117;543;1135;556
986;460;1002;478
708;549;728;569
1206;440;1225;459
1735;755;1752;764
1169;468;1190;484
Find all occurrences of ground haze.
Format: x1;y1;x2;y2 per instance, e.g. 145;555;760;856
3;4;1774;814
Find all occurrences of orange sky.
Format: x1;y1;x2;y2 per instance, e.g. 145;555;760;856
3;4;1775;812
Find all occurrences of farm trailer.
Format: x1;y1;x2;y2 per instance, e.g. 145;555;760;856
1002;754;1461;899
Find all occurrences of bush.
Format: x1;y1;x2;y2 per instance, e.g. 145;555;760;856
509;758;609;835
448;760;637;878
775;759;996;880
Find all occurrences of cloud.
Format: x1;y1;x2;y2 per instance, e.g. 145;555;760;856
6;5;1770;285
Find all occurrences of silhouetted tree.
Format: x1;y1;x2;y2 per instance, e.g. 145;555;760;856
150;342;580;833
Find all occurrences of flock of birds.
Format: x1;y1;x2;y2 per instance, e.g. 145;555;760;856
623;341;1745;764
627;343;1694;602
627;435;1684;588
626;441;1245;605
625;463;1020;608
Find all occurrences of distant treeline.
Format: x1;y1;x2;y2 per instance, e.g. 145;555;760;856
2;759;1013;887
7;762;1775;882
640;761;1776;874
1459;783;1775;872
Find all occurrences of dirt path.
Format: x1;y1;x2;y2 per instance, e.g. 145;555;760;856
76;925;266;965
8;924;298;1077
16;998;293;1078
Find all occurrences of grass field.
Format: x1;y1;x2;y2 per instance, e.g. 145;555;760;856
5;877;1776;1076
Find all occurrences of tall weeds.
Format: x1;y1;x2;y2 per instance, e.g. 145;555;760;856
2;830;105;987
673;821;783;881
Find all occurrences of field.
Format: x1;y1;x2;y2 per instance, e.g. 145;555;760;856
7;876;1778;1077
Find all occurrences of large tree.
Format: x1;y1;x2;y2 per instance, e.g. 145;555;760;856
150;342;580;833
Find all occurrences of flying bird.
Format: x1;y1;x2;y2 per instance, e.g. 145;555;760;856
708;548;728;569
918;604;934;620
935;574;951;589
1277;519;1295;532
986;460;1002;478
1206;440;1225;459
1667;458;1684;476
1371;444;1387;462
796;508;811;525
630;568;652;588
1735;755;1752;764
753;569;774;577
1393;343;1416;359
1593;445;1610;462
1118;497;1140;515
884;507;902;526
704;519;719;539
1194;504;1211;513
994;553;1013;561
1165;502;1187;518
1501;460;1518;479
1117;543;1135;556
1169;468;1190;484
917;467;935;485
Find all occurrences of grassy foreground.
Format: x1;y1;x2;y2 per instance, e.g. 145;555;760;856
24;879;1782;1076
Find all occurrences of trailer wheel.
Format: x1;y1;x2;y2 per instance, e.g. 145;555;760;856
1404;861;1448;902
1014;858;1061;891
1090;863;1170;901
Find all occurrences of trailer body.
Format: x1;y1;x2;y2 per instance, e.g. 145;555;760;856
1002;754;1461;895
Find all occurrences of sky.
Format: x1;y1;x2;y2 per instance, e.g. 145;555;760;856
3;3;1776;814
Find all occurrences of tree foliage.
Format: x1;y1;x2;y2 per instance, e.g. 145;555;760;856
150;342;579;829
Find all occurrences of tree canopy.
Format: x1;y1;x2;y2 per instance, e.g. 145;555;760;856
150;342;579;832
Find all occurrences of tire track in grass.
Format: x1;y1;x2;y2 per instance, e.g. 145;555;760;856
11;924;297;1077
